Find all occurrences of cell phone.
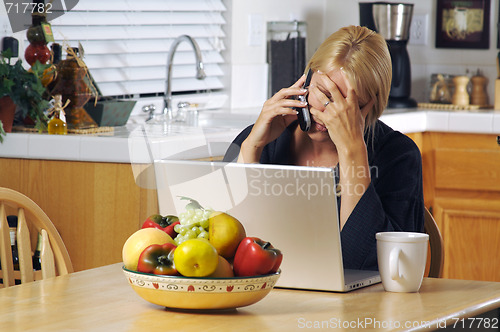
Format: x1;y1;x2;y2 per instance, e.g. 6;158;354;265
295;69;313;131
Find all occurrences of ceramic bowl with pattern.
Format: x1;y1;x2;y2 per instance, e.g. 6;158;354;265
123;266;280;310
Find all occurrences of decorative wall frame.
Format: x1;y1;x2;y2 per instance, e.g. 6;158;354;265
436;0;490;49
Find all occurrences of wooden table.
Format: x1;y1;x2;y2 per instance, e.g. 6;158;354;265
1;263;499;331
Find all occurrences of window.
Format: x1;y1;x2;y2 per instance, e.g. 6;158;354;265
34;0;226;100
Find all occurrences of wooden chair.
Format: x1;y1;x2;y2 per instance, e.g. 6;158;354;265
0;187;73;288
424;207;444;278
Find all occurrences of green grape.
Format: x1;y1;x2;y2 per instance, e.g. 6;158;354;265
174;235;184;246
185;229;197;239
191;226;201;235
179;211;191;225
179;208;209;226
199;218;209;229
198;231;209;240
178;212;188;222
179;227;188;236
177;206;212;234
173;223;182;233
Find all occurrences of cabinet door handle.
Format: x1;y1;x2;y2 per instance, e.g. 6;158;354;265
497;136;500;146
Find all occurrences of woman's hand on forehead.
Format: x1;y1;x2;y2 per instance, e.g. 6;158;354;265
312;69;348;99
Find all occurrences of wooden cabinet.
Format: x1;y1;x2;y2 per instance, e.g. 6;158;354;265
407;132;500;282
0;158;158;272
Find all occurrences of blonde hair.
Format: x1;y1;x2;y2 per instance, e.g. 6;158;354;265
306;25;392;129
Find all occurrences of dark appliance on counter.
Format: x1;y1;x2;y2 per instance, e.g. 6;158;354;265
360;2;417;108
267;21;306;98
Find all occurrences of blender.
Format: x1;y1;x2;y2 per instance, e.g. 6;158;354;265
359;2;417;108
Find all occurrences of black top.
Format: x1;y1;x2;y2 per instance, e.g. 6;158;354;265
223;120;425;271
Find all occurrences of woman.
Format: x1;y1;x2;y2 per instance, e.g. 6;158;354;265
224;26;424;271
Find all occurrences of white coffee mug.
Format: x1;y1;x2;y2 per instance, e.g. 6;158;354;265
376;232;429;292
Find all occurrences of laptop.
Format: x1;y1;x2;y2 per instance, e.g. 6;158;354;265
153;159;380;292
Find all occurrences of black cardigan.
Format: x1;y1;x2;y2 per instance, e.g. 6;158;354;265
223;120;425;271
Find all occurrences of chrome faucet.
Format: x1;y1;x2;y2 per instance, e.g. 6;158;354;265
163;35;206;119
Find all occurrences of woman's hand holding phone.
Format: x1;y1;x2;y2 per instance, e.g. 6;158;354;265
238;75;308;163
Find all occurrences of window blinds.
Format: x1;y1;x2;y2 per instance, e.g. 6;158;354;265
32;0;226;98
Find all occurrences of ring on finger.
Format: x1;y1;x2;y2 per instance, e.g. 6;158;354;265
323;101;330;107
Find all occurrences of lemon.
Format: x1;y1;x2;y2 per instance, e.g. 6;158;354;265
174;238;218;277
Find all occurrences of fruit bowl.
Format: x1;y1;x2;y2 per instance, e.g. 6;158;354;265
122;266;281;310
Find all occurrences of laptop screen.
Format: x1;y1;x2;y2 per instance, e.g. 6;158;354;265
154;160;353;291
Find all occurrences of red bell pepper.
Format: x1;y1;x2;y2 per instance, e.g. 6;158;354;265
141;214;180;238
136;242;178;275
233;237;283;277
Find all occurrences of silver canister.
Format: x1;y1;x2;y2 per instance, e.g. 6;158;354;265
372;3;414;41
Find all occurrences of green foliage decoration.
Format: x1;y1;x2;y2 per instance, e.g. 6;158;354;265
0;48;50;142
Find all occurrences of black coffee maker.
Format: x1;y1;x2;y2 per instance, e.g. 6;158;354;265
360;2;417;108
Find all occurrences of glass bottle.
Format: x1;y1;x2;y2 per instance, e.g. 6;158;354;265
50;47;95;128
7;215;21;285
24;0;51;66
7;215;19;271
32;232;42;271
51;43;62;65
41;43;62;88
48;94;68;135
47;43;63;91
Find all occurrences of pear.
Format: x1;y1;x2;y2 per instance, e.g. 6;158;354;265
208;211;246;259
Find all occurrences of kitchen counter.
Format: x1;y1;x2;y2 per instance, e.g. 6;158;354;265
1;108;499;163
0;122;244;163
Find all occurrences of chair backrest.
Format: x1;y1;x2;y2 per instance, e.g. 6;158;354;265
424;207;444;278
0;187;73;288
